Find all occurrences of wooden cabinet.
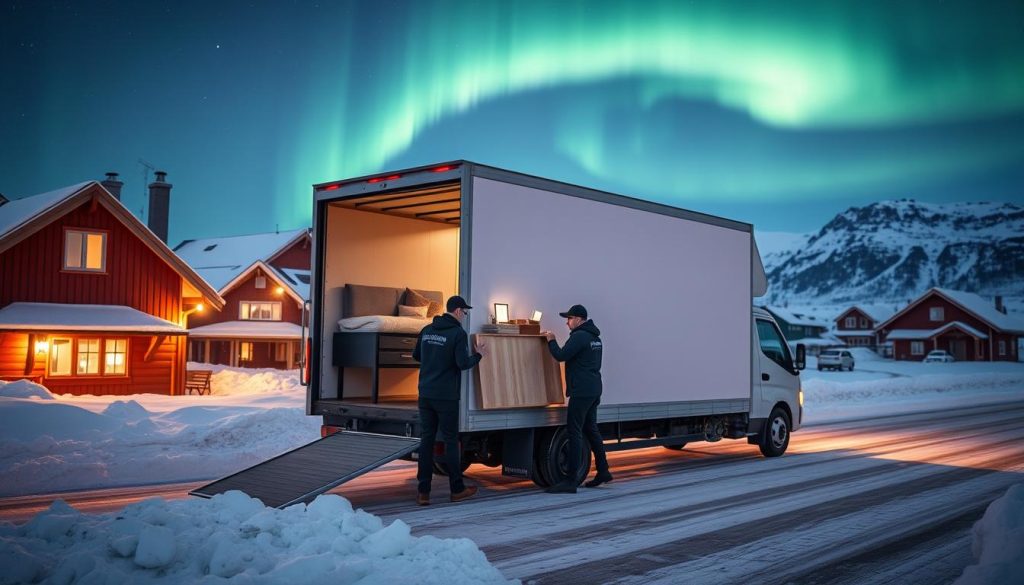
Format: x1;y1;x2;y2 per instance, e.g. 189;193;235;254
475;334;565;409
333;332;419;402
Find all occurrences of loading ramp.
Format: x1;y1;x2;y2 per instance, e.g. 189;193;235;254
190;431;420;508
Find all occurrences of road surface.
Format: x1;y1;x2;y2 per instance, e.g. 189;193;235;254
3;399;1022;584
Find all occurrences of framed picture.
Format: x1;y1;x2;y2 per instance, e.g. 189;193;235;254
494;303;510;324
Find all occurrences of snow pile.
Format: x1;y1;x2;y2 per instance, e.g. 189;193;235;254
0;491;514;585
0;379;53;400
954;483;1024;585
0;366;319;497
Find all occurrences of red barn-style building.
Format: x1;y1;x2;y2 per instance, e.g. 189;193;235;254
0;180;224;395
876;288;1024;362
833;304;897;350
174;229;311;369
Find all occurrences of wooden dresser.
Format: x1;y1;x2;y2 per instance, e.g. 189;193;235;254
474;334;565;409
333;332;419;402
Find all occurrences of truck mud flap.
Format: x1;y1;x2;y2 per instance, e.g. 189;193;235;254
189;431;420;508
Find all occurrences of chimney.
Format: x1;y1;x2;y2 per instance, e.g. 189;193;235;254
148;171;172;243
100;172;124;200
995;295;1006;314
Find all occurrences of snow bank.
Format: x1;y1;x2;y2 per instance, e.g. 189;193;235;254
954;483;1024;585
0;492;514;585
0;379;53;400
0;366;319;497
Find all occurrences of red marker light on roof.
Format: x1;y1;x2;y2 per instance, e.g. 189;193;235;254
323;184;341;191
431;165;455;173
368;174;401;184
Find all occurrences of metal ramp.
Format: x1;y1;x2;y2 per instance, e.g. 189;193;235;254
189;431;420;508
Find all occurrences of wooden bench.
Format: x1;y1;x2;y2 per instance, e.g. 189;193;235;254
185;370;212;395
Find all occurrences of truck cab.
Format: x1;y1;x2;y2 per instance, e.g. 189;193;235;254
750;307;804;456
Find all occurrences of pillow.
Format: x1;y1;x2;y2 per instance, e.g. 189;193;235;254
403;287;430;307
426;300;444;318
398;304;429;318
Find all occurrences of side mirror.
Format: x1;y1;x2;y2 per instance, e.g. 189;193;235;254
794;344;806;371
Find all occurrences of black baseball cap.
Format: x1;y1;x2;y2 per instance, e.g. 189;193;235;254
558;304;588;319
446;295;473;312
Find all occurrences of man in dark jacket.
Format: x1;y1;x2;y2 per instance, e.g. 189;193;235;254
543;304;612;494
411;295;484;505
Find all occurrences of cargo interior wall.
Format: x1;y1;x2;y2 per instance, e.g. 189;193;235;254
468;177;752;408
319;205;459;400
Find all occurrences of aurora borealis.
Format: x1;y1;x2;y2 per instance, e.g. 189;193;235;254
2;1;1022;241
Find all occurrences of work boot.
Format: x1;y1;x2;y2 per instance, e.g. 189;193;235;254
584;473;613;488
545;481;577;494
450;486;478;503
416;493;430;506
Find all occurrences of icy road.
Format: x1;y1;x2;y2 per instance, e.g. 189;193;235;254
2;398;1021;584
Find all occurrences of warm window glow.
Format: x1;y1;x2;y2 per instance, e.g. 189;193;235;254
64;230;106;271
240;342;254;361
105;339;127;375
34;340;49;354
240;301;282;321
77;339;100;374
49;338;72;376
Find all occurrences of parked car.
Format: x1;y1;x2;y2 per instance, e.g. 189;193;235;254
818;349;855;371
924;350;955;363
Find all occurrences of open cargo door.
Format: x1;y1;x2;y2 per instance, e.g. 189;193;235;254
190;431;420;508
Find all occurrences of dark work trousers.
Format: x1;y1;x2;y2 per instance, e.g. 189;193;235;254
417;397;465;495
565;395;610;481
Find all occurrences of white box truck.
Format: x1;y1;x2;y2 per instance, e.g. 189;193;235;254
191;161;806;508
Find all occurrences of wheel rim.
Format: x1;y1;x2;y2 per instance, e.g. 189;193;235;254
770;416;788;449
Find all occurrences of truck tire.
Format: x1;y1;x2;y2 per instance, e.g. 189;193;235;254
536;427;591;487
663;443;687;451
759;406;791;457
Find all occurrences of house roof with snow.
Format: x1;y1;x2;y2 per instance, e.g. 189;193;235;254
759;306;829;329
0;303;186;334
876;288;1024;335
836;304;899;325
188;320;302;339
0;181;224;310
173;229;310;299
886;321;989;341
216;260;307;305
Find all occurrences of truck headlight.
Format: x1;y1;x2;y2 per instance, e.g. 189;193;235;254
798;388;804;407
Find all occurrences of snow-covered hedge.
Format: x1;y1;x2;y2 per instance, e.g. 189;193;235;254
954;483;1024;585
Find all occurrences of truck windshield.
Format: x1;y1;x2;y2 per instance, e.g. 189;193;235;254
756;319;794;371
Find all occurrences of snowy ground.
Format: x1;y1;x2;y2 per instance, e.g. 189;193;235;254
2;355;1023;583
0;363;320;498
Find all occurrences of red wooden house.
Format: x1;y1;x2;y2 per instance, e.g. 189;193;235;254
876;288;1024;361
0;180;224;395
833;304;897;350
174;229;311;369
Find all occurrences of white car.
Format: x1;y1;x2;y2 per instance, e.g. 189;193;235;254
924;350;955;363
818;349;855;371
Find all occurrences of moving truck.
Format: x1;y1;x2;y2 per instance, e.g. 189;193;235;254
192;161;806;508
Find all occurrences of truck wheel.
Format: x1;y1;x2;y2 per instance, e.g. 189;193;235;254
536;427;591;486
759;407;791;457
663;443;687;451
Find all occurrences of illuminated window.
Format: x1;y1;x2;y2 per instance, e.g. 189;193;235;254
77;338;100;375
64;230;106;271
240;342;254;361
240;301;281;321
105;339;127;375
929;307;944;322
911;341;925;355
49;338;72;376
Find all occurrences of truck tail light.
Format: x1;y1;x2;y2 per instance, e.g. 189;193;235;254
302;337;311;385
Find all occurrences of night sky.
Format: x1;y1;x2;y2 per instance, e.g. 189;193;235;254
2;1;1023;244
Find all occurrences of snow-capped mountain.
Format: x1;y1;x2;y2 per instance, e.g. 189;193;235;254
758;200;1024;306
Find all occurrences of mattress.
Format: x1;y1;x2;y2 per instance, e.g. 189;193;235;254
338;315;431;333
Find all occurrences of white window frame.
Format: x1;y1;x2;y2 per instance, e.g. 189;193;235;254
274;342;289;362
64;229;107;272
911;341;925;355
860;318;868;328
254;275;267;289
76;338;101;375
104;338;128;376
48;337;73;376
844;316;856;328
239;341;254;361
929;307;944;322
239;301;282;321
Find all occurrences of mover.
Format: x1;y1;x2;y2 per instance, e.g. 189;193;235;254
191;161;806;507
